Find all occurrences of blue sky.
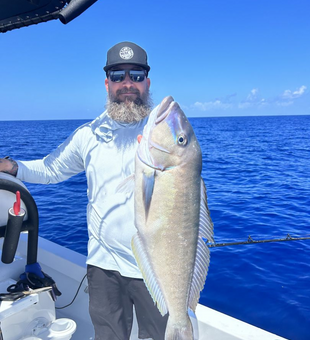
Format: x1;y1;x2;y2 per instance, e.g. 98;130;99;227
0;0;309;120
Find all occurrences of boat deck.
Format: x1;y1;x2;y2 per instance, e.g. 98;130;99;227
0;235;287;340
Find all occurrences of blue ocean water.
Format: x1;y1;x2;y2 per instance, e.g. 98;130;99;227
1;115;309;340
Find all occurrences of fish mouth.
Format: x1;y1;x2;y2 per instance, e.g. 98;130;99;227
155;96;174;125
155;107;170;124
137;96;176;171
152;97;174;153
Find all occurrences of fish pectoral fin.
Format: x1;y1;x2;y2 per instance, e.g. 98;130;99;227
131;233;168;316
116;174;135;194
142;169;155;220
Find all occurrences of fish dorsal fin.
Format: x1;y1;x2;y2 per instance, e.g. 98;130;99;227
131;233;168;316
188;178;214;312
198;179;214;242
142;169;155;220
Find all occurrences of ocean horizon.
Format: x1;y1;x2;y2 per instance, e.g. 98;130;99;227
1;113;310;122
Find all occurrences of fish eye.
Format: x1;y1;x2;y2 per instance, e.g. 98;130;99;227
177;134;187;146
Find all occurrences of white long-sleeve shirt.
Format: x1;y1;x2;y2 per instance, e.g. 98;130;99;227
17;110;149;279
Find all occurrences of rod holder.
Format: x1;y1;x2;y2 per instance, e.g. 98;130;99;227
1;208;25;264
0;175;39;265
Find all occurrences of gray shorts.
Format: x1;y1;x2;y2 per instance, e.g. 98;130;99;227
87;265;168;340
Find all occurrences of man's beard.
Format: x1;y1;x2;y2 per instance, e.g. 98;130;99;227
106;86;153;123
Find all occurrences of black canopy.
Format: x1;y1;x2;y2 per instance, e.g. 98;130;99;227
0;0;97;33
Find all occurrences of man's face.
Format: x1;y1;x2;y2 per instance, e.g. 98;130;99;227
105;64;151;105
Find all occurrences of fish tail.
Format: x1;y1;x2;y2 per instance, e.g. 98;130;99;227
164;315;194;340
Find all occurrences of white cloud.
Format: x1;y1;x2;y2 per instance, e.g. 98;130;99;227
259;98;268;107
191;85;307;114
282;85;307;99
246;88;259;101
276;101;294;107
193;100;232;111
238;102;252;109
238;89;266;109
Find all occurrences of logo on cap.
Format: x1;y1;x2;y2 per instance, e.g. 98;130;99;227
119;47;134;60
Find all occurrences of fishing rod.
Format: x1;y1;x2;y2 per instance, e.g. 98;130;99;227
205;234;310;248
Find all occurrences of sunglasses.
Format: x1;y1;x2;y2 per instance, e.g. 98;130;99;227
108;69;147;83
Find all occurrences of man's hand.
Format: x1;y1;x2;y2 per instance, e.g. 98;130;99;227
0;158;18;176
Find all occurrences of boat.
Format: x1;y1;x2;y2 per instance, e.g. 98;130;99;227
0;0;98;33
0;173;288;340
0;4;289;338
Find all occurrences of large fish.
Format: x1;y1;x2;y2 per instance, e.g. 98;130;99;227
131;96;214;340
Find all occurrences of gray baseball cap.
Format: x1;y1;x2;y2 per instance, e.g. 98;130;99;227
103;41;150;73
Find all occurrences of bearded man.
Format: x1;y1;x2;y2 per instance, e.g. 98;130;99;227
0;42;168;340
